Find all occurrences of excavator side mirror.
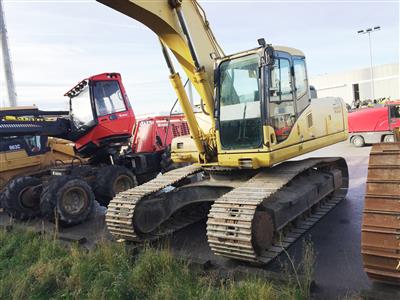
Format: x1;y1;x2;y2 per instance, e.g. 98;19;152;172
265;45;275;66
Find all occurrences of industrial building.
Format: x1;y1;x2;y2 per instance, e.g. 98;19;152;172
310;63;399;105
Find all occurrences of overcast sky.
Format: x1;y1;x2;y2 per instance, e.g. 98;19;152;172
1;0;399;114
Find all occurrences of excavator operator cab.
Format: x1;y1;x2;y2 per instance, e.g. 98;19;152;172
216;45;310;150
65;73;136;157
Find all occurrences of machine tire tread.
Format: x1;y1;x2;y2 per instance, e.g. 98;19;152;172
2;176;42;220
93;165;137;207
40;175;95;226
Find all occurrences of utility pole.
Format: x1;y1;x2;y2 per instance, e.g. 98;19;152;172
357;26;381;101
0;0;17;106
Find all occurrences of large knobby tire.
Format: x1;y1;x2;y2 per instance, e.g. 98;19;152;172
351;135;365;147
1;176;42;220
40;176;95;226
93;165;137;207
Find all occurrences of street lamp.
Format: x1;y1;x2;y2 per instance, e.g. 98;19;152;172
357;26;381;100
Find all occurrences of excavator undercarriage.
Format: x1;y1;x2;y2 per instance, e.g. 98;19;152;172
106;158;348;264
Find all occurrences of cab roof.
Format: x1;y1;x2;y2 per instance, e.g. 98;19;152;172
219;44;305;63
273;45;305;57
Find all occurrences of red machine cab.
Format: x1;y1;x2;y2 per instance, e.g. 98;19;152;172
65;73;136;156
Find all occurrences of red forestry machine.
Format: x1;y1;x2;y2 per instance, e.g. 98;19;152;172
0;73;189;226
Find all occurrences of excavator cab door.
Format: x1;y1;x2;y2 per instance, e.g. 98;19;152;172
91;79;132;134
266;52;297;143
217;54;263;150
292;57;309;113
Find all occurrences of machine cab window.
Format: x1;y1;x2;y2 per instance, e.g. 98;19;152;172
23;135;47;155
293;57;310;114
69;81;95;131
218;54;262;150
93;80;126;117
293;59;307;98
389;104;400;119
268;57;296;143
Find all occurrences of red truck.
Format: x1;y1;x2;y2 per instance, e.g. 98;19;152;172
348;101;400;147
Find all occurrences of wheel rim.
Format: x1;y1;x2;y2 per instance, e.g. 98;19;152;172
113;175;134;194
353;137;363;146
61;187;88;215
19;186;38;209
384;136;394;143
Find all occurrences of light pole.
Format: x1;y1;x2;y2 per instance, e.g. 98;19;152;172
357;26;381;101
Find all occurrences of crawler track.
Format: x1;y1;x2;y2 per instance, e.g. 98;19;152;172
106;165;202;240
106;158;348;266
207;158;348;264
362;143;400;285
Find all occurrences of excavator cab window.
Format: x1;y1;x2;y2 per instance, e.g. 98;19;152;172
268;57;296;143
93;80;126;117
218;54;262;150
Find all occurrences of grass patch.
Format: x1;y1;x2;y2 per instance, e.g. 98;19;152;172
0;227;312;300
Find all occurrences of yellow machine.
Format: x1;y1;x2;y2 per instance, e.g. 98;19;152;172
0;107;76;191
0;137;75;191
0;107;77;219
99;0;349;264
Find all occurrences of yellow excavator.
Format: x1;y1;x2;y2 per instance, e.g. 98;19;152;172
98;0;350;264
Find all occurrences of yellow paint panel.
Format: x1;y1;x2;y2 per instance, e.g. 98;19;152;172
0;151;41;172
